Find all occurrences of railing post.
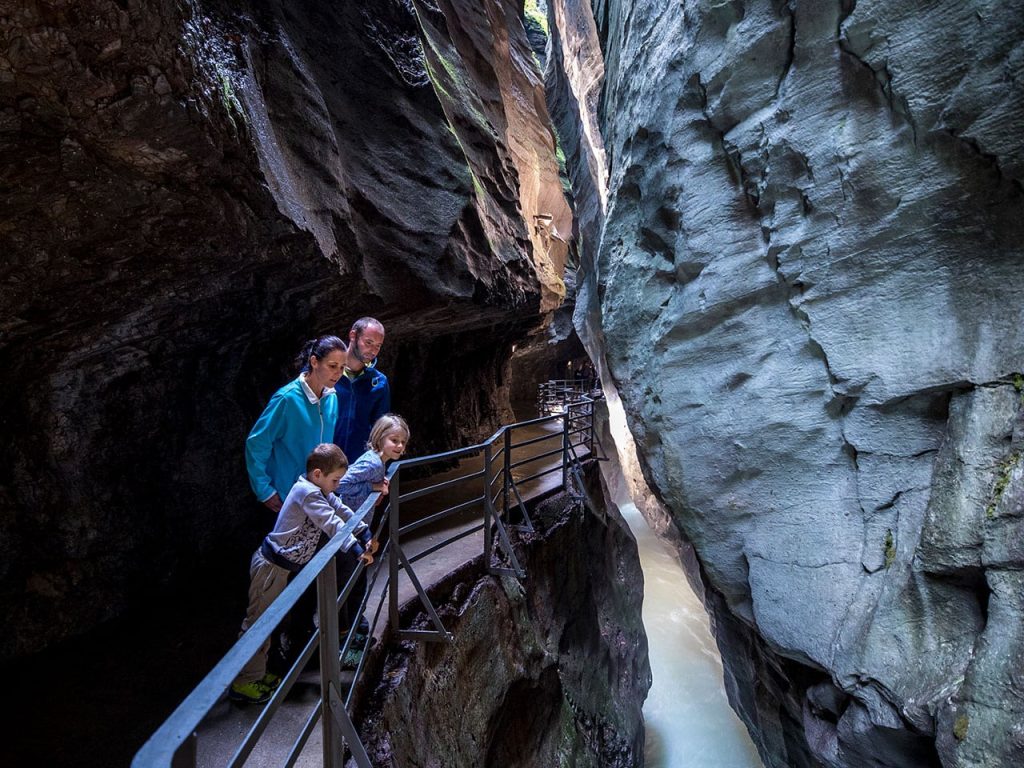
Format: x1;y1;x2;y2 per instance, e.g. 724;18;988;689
389;470;401;635
562;408;570;491
316;558;343;768
483;442;493;566
503;428;512;521
589;398;596;455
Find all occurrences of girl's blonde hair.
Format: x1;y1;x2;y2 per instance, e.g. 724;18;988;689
367;413;410;453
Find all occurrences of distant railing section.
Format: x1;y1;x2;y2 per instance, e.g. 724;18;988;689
538;377;600;416
133;393;602;768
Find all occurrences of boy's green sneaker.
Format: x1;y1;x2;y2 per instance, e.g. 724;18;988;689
260;672;281;690
229;680;272;704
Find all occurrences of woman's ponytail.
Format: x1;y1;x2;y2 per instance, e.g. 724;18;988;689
295;334;347;370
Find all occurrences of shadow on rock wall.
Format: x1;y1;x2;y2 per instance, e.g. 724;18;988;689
0;0;570;660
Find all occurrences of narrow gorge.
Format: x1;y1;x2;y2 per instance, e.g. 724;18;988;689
3;1;1023;767
548;1;1024;767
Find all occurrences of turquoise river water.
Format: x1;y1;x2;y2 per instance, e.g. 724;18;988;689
619;501;764;768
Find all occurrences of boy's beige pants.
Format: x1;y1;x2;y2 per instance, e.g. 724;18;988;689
234;549;290;686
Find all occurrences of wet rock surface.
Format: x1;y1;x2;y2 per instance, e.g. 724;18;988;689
0;0;571;659
357;473;649;767
547;0;1024;766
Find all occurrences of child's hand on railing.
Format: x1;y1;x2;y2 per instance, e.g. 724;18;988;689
373;477;390;505
366;538;380;555
359;550;374;566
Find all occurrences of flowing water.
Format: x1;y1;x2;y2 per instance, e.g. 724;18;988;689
619;501;764;768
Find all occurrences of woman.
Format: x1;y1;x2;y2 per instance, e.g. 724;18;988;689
245;335;347;512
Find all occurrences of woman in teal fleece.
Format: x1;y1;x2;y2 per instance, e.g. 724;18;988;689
245;335;347;513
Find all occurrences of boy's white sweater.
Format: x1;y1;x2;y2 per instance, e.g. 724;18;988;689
263;475;362;568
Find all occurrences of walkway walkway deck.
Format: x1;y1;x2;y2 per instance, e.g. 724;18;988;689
195;418;587;767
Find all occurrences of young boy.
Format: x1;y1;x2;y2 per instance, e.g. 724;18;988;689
230;443;375;704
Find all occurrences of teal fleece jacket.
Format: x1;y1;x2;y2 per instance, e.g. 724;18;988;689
245;376;338;503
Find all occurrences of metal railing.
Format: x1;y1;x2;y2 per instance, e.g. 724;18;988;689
132;393;601;768
538;377;600;416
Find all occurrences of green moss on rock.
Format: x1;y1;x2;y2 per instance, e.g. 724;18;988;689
986;452;1020;518
953;713;969;741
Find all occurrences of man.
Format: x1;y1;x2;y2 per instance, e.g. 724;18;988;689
333;317;391;462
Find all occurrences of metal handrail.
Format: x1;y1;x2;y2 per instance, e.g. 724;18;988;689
133;391;602;768
131;499;376;768
538;379;599;416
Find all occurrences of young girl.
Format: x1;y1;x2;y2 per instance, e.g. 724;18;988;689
335;415;408;648
338;413;410;516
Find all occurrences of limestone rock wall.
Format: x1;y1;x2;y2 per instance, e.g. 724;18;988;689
547;1;1024;766
0;0;571;659
357;477;650;767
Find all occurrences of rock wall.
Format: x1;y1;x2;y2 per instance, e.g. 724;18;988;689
547;1;1024;766
357;473;650;767
0;0;571;659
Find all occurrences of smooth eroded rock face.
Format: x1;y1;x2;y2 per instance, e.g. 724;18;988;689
0;0;571;659
358;476;650;767
548;0;1024;766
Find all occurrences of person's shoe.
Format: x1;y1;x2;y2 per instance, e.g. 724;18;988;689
343;617;371;644
340;647;363;670
229;680;272;704
260;672;281;690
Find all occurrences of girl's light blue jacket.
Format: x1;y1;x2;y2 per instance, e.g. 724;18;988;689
338;449;385;514
246;376;338;503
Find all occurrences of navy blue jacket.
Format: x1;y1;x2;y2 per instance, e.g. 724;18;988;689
333;365;391;463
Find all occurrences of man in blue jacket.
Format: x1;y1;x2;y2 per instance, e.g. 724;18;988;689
334;317;391;462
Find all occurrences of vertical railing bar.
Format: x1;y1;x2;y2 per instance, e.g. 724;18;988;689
484;442;494;567
589;399;595;455
317;560;343;768
503;427;512;520
389;470;401;635
561;410;570;492
326;682;373;768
